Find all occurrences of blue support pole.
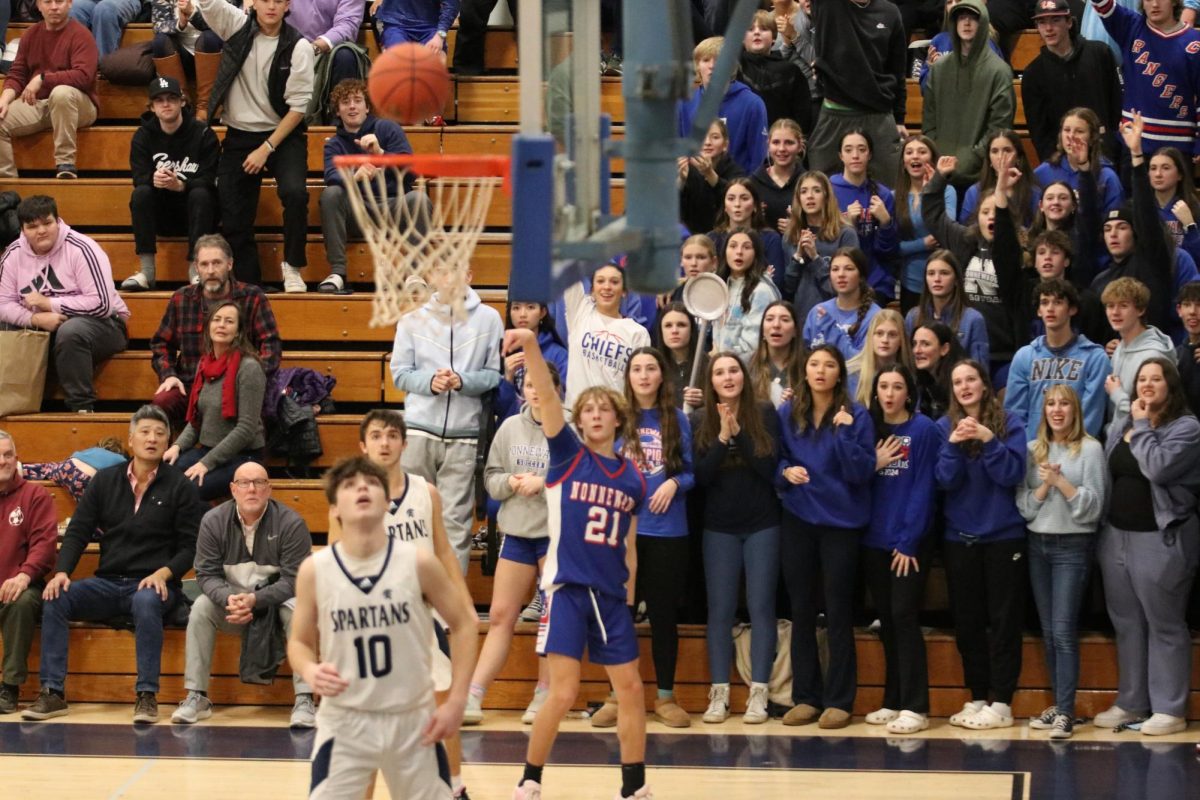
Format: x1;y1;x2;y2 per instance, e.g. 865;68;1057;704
508;134;557;303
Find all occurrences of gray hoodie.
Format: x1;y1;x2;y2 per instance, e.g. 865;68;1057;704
1105;415;1200;532
484;404;555;539
1107;325;1177;439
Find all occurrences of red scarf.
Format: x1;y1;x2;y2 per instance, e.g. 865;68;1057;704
185;350;242;425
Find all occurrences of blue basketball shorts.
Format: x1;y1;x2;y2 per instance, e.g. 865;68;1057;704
536;583;638;665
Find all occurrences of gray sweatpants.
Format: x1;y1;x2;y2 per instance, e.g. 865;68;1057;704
183;593;311;695
1097;518;1200;718
806;105;902;186
2;315;127;411
402;433;477;574
318;185;432;277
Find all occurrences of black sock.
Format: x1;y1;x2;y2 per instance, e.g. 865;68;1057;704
520;763;543;787
621;763;645;797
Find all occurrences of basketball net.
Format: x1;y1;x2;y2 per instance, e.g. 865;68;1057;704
332;154;510;326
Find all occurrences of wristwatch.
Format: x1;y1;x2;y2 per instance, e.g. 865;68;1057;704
436;30;447;40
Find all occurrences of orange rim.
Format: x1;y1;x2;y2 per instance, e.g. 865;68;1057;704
333;154;511;193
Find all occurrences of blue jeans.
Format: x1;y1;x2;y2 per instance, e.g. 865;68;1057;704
40;576;181;694
70;0;144;58
703;527;779;684
1027;532;1094;718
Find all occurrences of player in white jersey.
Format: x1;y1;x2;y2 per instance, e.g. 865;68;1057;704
290;456;478;800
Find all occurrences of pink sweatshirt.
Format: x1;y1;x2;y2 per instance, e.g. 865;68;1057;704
0;220;129;328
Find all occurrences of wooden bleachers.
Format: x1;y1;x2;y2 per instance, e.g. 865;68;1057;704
5;22;1192;720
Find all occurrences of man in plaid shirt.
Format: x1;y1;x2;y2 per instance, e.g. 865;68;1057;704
149;233;282;423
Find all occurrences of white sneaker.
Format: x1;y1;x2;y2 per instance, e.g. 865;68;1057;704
886;710;929;734
949;700;986;727
1094;704;1147;729
512;780;541;800
865;707;899;725
522;687;547;724
520;592;544;623
702;684;730;723
612;787;652;799
121;272;152;291
170;691;212;724
1140;713;1186;736
463;693;483;725
743;684;769;724
281;263;307;293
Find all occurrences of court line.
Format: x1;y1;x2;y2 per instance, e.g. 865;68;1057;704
107;759;153;799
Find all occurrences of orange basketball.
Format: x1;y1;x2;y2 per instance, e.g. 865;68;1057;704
368;43;452;125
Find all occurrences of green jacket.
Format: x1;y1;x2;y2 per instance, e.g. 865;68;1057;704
922;0;1014;182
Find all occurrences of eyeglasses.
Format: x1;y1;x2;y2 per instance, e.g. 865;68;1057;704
232;479;270;489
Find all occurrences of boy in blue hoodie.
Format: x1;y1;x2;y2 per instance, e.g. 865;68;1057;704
678;36;768;175
1005;278;1111;440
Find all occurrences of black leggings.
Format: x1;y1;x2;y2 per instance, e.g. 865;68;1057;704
635;535;689;693
862;543;932;713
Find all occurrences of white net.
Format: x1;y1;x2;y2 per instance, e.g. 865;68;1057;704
333;155;509;326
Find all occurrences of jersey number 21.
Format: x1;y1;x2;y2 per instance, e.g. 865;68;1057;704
583;506;621;547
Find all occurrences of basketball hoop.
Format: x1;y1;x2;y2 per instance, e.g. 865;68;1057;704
333;154;511;326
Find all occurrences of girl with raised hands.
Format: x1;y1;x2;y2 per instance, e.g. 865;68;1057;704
959;129;1040;227
691;352;781;725
896;134;955;313
853;309;914;407
750;299;806;408
1147;145;1200;266
801;247;881;374
679;118;745;236
712;229;781;360
1016;384;1108;740
862;365;940;734
904;249;990;366
922;154;1024;385
782;171;859;321
776;344;877;730
561;263;651;406
502;328;651;800
1034;107;1124;215
935;359;1027;731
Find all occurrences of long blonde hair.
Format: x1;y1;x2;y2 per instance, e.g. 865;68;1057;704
1030;384;1090;463
785;171;843;244
854;309;914;407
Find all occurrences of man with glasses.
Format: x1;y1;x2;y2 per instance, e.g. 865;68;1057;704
171;461;316;727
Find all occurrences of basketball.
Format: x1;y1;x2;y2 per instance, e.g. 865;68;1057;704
368;43;452;125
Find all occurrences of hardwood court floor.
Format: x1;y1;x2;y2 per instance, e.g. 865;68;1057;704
1;707;1197;799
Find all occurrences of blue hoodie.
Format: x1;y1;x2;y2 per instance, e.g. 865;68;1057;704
830;174;900;301
496;330;569;422
390;288;504;438
864;413;939;556
322;114;412;196
1004;333;1110;441
679;80;769;175
776;401;877;529
627;408;695;538
934;412;1027;543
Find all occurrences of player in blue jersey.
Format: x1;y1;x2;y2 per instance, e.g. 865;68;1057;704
503;327;651;800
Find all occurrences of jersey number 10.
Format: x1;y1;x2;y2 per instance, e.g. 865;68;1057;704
353;634;393;678
582;506;622;548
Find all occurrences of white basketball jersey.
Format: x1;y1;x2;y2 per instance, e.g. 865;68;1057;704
385;474;435;554
314;538;434;713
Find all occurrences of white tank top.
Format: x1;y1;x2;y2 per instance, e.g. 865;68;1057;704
385;474;435;554
313;538;433;713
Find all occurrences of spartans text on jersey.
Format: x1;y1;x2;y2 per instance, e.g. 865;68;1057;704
330;600;412;633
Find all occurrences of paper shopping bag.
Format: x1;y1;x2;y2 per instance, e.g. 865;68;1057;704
0;329;49;417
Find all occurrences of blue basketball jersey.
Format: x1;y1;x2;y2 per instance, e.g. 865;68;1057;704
542;427;646;601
